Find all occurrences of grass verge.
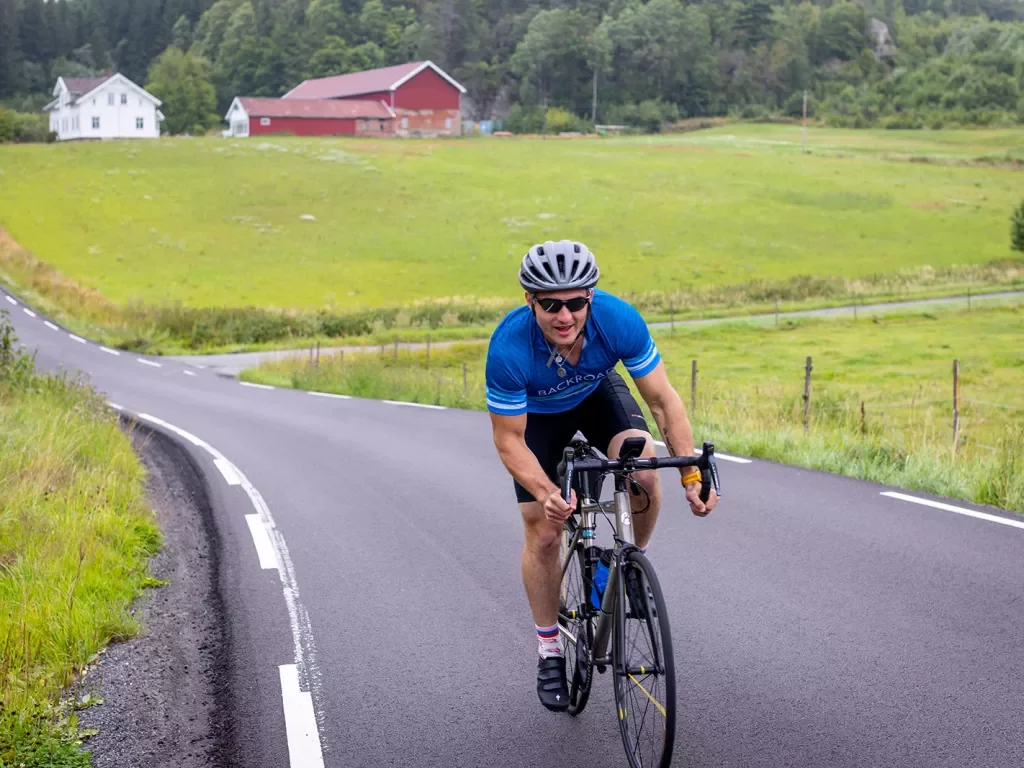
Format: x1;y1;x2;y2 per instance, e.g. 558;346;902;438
0;311;161;765
243;305;1024;513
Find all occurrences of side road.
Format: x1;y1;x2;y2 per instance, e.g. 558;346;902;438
168;289;1024;375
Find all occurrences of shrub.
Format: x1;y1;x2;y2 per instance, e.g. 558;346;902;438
1012;199;1024;253
606;99;680;134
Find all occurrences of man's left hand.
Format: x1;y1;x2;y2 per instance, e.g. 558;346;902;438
684;482;718;517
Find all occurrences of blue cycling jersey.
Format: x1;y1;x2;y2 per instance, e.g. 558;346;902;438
485;289;661;416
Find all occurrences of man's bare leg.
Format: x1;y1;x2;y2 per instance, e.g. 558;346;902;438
519;501;562;627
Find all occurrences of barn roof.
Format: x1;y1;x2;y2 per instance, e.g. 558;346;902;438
282;61;466;100
232;97;395;120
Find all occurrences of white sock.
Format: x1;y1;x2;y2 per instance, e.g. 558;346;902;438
536;624;563;658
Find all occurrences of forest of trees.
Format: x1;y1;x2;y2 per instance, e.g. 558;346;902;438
1;0;1023;134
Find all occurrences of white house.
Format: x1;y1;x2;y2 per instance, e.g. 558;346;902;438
43;73;164;141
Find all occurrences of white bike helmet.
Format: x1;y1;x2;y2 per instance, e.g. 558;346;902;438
518;240;600;292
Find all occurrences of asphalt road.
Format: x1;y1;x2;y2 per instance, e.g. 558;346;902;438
4;288;1023;768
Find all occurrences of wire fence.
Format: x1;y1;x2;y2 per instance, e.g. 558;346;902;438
287;342;1021;457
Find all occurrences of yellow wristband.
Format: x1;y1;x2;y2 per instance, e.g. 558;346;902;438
681;470;702;486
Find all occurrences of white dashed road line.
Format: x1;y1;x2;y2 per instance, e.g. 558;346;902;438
69;334;86;344
241;382;275;390
131;411;325;766
23;308;36;318
245;514;279;570
4;296;16;305
279;665;325;768
44;321;59;331
100;346;120;356
383;400;446;410
881;491;1024;531
183;370;197;377
214;457;242;486
137;358;162;367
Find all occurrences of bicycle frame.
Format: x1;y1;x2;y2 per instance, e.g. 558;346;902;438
559;438;720;669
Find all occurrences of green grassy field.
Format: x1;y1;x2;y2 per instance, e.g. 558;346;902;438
244;304;1024;512
0;314;160;765
1;125;1021;325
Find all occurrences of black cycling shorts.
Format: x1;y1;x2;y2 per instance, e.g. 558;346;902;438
514;370;650;504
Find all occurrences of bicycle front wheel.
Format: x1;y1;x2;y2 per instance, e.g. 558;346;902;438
559;520;593;716
612;550;676;768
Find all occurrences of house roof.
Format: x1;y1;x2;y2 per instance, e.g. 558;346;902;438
282;61;466;100
230;97;395;120
62;76;111;97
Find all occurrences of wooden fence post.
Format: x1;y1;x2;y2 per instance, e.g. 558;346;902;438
803;356;813;435
952;359;961;454
860;400;866;435
690;359;698;414
315;340;320;369
393;334;398;361
463;362;468;394
339;350;344;370
426;334;431;369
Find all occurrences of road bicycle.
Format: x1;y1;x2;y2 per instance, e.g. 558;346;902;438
557;436;721;768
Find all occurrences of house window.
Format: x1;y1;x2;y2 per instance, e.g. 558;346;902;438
62;118;67;132
445;117;452;130
121;93;127;105
136;117;144;130
108;93;114;105
401;117;408;129
92;116;100;129
260;117;271;126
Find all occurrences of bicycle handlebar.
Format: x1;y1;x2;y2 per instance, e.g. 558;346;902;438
561;441;722;506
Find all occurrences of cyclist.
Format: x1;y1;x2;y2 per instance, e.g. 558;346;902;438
486;239;719;712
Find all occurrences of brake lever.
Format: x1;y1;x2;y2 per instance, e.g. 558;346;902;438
560;448;574;507
699;442;721;504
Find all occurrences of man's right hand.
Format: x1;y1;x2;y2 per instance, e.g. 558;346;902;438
541;487;576;525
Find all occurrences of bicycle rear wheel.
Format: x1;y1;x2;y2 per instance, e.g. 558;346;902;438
612;550;676;768
559;518;594;716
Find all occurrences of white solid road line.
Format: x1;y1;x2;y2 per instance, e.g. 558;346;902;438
241;381;275;390
137;358;162;367
23;308;36;318
279;665;325;768
881;491;1024;531
214;457;242;486
107;402;123;411
100;346;120;356
245;514;279;570
383;400;446;410
653;440;753;464
69;334;86;344
44;321;59;330
308;391;351;400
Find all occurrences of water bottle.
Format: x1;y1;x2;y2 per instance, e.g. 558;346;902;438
590;550;613;609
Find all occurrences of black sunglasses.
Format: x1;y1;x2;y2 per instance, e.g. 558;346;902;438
534;296;590;313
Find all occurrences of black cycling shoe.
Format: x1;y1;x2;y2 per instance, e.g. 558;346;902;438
536;655;569;712
626;568;657;621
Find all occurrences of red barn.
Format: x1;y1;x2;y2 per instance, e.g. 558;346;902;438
225;97;395;137
283;61;465;137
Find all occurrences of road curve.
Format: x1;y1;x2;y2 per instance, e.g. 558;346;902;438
3;289;1023;768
